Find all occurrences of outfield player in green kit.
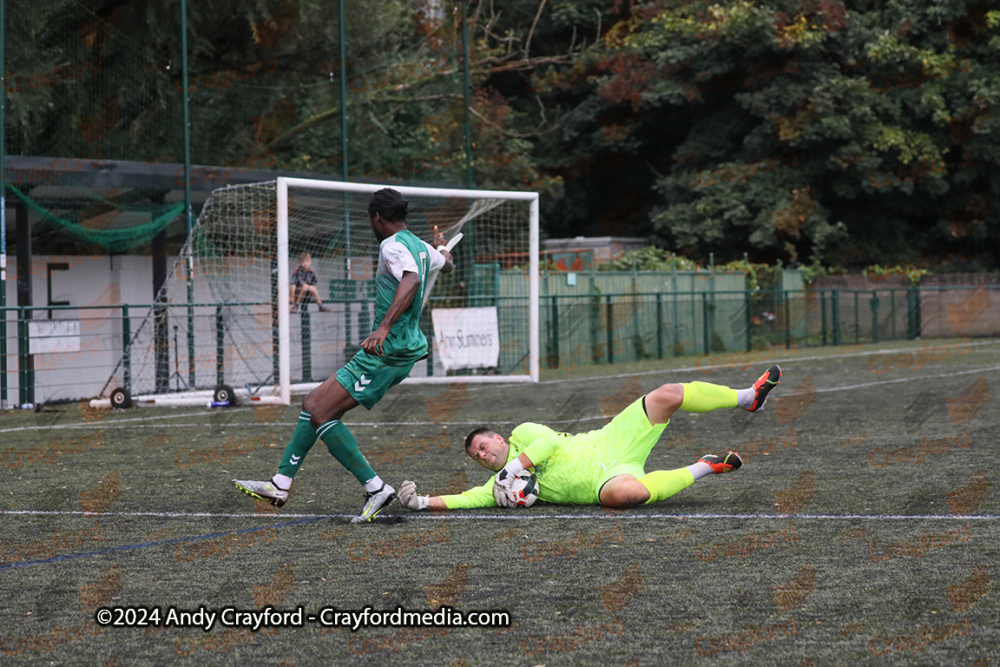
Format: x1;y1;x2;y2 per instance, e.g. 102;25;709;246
235;188;454;522
398;366;781;510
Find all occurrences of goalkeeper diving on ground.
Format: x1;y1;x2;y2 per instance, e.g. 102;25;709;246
234;188;455;522
398;366;782;511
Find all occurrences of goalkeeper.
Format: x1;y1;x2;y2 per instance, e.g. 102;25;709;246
399;366;781;510
236;188;454;522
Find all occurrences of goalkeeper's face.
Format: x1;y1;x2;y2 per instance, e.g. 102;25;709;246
467;432;510;472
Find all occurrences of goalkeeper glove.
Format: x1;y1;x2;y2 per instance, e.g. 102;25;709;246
492;458;527;507
398;480;429;511
493;483;519;508
494;458;526;490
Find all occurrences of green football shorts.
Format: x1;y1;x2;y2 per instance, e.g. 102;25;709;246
336;349;418;410
594;396;669;494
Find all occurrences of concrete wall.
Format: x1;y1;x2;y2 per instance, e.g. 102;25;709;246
2;253;430;406
3;255;154;405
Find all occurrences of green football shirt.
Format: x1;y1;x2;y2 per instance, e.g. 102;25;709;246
374;229;445;363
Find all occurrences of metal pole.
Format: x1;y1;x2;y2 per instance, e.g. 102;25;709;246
0;0;7;408
528;195;539;381
656;292;663;359
605;295;613;364
215;305;224;387
461;2;473;188
821;290;827;346
702;293;710;354
15;200;31;405
17;307;26;406
301;307;312;383
122;304;131;391
709;253;715;353
671;266;679;356
784;290;792;349
854;290;859;343
890;289;896;340
832;289;841;346
339;0;350;262
745;289;751;352
180;0;196;388
870;290;880;344
549;295;559;369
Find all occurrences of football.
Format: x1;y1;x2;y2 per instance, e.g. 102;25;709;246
494;472;539;508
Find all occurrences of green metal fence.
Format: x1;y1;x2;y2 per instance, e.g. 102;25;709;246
533;284;998;372
2;284;997;405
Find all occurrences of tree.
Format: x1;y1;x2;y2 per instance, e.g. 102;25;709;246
6;0;997;270
526;0;998;269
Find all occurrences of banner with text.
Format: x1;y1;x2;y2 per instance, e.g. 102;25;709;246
28;319;81;355
431;307;500;371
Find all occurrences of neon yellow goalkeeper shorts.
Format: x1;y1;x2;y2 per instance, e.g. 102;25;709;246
594;396;669;494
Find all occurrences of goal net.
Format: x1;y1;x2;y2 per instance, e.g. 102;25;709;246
99;177;539;406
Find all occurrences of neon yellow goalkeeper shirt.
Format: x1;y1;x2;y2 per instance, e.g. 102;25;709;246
440;423;605;508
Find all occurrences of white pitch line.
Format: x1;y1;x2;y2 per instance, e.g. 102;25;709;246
0;409;240;434
814;363;1000;394
0;510;996;521
528;339;1000;386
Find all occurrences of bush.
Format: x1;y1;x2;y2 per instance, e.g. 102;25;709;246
863;264;929;287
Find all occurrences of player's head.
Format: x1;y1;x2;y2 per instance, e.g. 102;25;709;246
464;427;509;472
368;188;408;240
299;252;312;268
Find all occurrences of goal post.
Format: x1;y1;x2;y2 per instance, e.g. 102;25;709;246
97;177;539;408
275;177;540;403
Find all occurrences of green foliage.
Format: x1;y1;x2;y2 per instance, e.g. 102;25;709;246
863;263;930;286
798;262;831;285
596;246;698;271
713;258;782;292
5;0;999;269
535;0;999;270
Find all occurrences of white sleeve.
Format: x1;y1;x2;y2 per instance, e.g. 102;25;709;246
423;240;447;273
382;240;419;281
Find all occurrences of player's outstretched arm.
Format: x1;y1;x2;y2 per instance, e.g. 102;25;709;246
431;226;455;274
399;480;432;510
398;479;496;511
398;480;454;511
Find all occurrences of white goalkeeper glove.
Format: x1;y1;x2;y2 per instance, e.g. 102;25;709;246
493;483;519;508
492;458;526;507
494;458;526;489
398;480;429;511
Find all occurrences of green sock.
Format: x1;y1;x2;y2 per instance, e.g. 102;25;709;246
680;381;739;412
639;469;695;504
277;411;318;478
316;420;376;485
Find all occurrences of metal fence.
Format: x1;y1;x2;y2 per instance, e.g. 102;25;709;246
535;284;999;373
2;284;997;407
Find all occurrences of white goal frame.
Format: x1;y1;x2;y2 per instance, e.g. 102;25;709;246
89;178;539;411
274;177;540;405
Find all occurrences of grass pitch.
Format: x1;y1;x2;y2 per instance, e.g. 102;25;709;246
1;337;998;666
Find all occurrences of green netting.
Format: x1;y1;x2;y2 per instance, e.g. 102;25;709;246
4;2;477;258
7;183;183;252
